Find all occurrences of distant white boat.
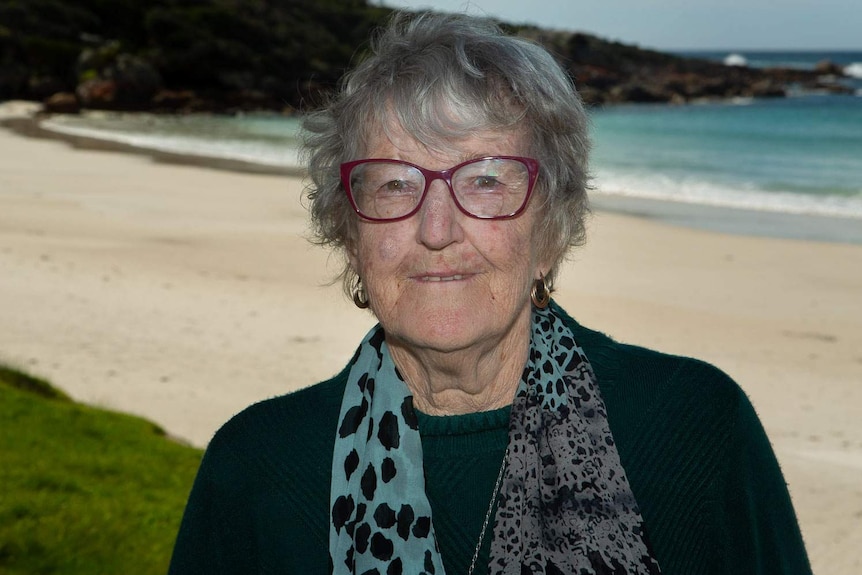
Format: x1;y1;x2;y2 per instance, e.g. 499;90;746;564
723;53;748;67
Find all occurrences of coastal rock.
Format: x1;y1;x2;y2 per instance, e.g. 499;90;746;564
43;92;81;114
105;54;163;106
608;84;667;103
688;76;734;98
575;86;607;106
76;78;118;108
224;89;278;112
748;79;786;98
814;60;845;76
76;53;162;110
151;89;200;112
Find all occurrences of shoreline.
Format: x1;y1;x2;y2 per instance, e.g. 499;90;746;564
4;105;861;246
0;115;304;178
1;105;861;574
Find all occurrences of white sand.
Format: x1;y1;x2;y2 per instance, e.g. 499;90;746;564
1;105;859;572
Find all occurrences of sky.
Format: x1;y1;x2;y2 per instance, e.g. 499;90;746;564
380;0;862;50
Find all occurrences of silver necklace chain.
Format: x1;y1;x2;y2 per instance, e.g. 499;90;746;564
467;447;509;575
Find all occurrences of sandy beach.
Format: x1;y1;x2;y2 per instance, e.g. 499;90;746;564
1;103;860;573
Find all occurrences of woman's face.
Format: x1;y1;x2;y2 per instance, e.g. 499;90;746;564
348;121;547;356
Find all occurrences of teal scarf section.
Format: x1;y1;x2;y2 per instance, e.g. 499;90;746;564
329;327;444;574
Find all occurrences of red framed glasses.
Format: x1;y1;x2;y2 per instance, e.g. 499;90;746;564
340;156;539;222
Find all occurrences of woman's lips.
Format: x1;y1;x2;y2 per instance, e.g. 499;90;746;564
412;271;474;282
419;274;467;282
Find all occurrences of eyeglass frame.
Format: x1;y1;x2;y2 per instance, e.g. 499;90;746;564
340;156;540;222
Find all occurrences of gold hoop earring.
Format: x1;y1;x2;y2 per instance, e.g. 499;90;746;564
352;278;369;309
531;275;551;309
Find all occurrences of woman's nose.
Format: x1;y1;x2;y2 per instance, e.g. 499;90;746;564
416;179;464;249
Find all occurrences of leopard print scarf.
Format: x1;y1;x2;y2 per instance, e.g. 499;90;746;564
330;305;661;574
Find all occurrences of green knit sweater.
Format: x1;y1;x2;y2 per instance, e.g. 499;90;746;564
168;305;811;574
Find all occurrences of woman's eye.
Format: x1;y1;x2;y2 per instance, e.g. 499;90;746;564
379;180;414;194
474;176;501;188
462;175;504;193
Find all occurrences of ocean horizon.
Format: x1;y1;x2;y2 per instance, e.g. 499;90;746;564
31;49;862;244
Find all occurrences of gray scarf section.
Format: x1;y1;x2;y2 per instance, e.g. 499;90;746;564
488;306;661;574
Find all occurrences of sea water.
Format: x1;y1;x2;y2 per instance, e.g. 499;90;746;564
41;112;304;168
586;50;862;242
38;50;862;241
590;94;862;219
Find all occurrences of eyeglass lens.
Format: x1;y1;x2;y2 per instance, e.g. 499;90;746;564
348;158;531;220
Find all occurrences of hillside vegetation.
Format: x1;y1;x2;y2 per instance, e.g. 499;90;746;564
0;0;845;113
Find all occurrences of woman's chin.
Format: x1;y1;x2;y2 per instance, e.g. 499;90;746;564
381;295;530;356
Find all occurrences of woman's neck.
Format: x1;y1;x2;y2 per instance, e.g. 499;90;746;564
387;320;531;415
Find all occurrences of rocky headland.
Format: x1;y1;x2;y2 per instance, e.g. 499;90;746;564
0;0;854;114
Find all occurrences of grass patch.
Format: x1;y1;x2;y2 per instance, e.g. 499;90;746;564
0;365;71;401
0;364;203;575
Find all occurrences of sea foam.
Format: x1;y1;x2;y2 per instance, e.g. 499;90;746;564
723;53;748;67
594;170;862;220
844;63;862;79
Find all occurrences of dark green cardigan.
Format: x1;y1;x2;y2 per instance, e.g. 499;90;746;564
168;305;811;574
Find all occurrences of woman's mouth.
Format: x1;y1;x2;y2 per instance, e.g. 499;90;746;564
420;274;467;282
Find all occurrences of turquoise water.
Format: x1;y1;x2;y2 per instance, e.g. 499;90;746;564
590;94;862;218
589;49;862;220
38;50;862;227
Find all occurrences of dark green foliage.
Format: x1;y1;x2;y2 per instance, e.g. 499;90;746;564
0;0;96;90
0;0;391;106
144;5;266;87
0;364;203;575
0;0;100;41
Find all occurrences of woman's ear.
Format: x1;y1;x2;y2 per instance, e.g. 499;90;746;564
535;263;551;281
346;243;359;273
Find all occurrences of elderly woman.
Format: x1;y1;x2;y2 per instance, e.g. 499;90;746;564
169;13;811;575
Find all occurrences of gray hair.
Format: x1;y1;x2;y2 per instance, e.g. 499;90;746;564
302;11;591;295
